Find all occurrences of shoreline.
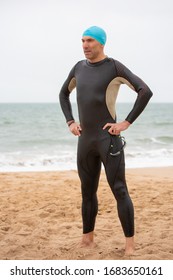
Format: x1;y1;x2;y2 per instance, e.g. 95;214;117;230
0;166;173;260
0;165;173;174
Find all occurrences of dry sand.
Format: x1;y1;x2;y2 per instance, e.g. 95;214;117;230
0;167;172;260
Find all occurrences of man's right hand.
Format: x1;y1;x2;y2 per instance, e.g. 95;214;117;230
69;122;82;136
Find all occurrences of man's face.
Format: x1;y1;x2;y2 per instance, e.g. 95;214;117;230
82;36;104;61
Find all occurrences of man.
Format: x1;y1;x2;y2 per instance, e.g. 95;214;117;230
59;26;153;255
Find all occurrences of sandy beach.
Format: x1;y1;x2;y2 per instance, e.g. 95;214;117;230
0;167;172;260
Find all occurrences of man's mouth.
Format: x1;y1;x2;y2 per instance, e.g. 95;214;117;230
84;51;91;54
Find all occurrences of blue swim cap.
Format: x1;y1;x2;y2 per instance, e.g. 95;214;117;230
82;26;107;45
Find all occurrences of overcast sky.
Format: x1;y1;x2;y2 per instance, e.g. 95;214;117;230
0;0;173;103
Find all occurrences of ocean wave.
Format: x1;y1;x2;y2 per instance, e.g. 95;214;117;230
156;136;173;143
126;147;173;157
125;148;173;168
154;121;173;126
133;136;173;145
0;148;173;172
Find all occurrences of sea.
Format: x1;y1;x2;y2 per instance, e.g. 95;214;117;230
0;102;173;172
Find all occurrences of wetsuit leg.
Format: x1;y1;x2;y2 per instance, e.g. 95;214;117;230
77;139;101;234
100;134;134;237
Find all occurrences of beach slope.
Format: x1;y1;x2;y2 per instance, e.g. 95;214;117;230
0;167;172;260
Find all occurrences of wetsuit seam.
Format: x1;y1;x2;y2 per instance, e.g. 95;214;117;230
111;58;118;76
112;58;135;88
73;60;82;75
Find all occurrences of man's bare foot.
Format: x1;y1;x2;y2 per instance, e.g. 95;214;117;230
124;236;135;256
80;231;96;248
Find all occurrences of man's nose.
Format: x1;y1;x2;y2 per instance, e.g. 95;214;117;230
83;42;89;49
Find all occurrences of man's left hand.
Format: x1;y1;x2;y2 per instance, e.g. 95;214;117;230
103;120;131;135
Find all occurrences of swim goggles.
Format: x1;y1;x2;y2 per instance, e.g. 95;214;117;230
110;135;126;156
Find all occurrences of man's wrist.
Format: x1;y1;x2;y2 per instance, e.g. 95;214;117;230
67;120;75;126
124;120;131;126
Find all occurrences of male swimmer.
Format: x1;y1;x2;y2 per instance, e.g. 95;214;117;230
59;26;153;255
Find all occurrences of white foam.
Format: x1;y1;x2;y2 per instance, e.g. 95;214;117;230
0;147;173;172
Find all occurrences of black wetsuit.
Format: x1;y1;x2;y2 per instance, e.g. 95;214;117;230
59;57;153;237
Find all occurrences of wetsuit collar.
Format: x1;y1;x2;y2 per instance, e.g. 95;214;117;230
86;57;109;67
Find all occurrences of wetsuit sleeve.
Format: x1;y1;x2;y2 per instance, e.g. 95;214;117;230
59;66;76;123
114;60;153;124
